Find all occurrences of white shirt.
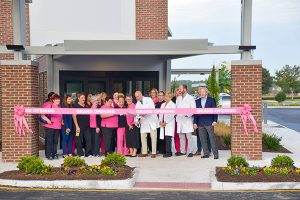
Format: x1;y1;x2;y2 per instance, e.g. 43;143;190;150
176;93;196;133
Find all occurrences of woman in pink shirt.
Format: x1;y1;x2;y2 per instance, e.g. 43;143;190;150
116;96;129;155
101;98;118;155
41;94;62;160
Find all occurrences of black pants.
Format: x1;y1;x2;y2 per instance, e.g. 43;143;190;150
91;128;101;156
111;128;117;152
45;127;60;158
102;127;117;154
165;136;172;155
76;127;92;157
157;128;166;154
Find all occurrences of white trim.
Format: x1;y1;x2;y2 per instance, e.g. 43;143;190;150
0;60;39;67
231;60;262;66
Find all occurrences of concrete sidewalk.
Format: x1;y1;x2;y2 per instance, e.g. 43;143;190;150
0;120;299;190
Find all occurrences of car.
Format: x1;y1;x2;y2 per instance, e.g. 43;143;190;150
219;93;231;108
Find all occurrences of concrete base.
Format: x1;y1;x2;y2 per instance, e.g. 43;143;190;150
210;171;300;190
0;169;138;190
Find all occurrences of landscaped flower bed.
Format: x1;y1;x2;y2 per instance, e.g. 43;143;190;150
0;153;134;181
216;155;300;182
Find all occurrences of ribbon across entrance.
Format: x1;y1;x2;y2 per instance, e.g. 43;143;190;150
14;104;258;136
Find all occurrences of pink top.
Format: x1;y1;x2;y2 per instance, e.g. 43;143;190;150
126;103;136;126
152;97;159;104
101;104;118;128
42;102;62;130
90;105;97;128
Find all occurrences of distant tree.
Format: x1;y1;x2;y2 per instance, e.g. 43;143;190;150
262;67;273;95
218;66;231;93
206;66;220;105
275;65;300;99
275;91;286;103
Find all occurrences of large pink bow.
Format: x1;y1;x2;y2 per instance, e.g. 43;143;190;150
14;105;32;136
240;104;259;135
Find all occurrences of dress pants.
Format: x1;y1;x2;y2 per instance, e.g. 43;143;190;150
165;136;172;155
178;132;193;154
45;128;60;158
141;129;157;155
91;128;101;156
76;127;92;157
198;126;218;157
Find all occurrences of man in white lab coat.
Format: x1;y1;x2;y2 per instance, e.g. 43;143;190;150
176;84;196;157
135;91;159;158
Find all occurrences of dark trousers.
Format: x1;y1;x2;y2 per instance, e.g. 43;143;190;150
62;130;75;155
157;128;166;154
91;128;101;156
196;130;212;153
111;128;117;152
165;136;172;155
198;126;218;157
45;128;60;158
102;127;117;154
76;127;92;157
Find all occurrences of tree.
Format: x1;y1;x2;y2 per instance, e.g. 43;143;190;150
218;66;231;93
275;91;286;103
275;65;300;99
206;65;220;105
262;67;273;95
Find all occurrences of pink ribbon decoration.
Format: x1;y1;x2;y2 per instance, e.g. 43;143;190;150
14;105;33;136
240;104;259;135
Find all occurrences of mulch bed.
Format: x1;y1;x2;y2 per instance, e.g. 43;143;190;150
215;136;291;153
0;165;134;181
215;167;300;182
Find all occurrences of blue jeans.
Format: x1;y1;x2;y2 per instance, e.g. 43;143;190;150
62;130;75;155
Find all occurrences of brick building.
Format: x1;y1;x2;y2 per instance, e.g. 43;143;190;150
0;0;262;162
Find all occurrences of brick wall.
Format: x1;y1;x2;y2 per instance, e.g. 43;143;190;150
136;0;168;40
231;62;262;160
1;63;39;162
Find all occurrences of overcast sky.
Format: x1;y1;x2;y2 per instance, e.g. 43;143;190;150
30;0;300;77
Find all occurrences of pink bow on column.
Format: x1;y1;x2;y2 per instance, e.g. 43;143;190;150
14;105;32;136
240;104;259;136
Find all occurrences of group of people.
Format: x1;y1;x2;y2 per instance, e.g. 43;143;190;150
41;84;219;160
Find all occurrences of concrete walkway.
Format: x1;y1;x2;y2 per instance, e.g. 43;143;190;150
0;120;299;190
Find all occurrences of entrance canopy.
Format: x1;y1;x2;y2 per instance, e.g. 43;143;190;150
0;39;243;59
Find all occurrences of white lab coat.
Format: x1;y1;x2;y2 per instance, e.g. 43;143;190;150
176;93;196;133
159;101;176;139
135;96;159;133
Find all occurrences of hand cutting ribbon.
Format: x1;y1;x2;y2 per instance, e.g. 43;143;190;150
240;104;259;135
14;105;33;136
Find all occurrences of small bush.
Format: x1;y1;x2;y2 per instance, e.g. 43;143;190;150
17;156;53;175
262;133;282;151
63;156;86;167
101;153;126;167
263;166;278;176
214;122;231;136
275;91;286;103
227;156;249;167
271;155;294;167
222;134;231;146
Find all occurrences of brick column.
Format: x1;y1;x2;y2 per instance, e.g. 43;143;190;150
0;60;39;162
231;60;262;160
136;0;168;40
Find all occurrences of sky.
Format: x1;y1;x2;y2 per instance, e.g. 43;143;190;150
29;0;300;79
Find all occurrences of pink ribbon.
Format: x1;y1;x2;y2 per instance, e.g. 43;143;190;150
240;104;259;135
14;105;33;136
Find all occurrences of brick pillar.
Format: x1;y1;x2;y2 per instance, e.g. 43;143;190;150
0;60;39;162
136;0;168;40
231;60;262;160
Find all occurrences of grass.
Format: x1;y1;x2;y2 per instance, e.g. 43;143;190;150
215;122;231;136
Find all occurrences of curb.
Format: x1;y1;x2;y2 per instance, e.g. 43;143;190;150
210;171;300;190
0;169;138;190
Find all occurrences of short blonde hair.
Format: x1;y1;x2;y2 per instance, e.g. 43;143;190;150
165;91;173;99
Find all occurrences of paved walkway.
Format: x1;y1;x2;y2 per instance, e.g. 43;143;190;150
0;120;299;190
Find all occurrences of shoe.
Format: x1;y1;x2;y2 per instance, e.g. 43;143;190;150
95;154;101;157
187;153;193;157
130;155;137;158
163;154;172;158
125;154;131;157
88;155;93;158
214;156;219;159
151;154;156;158
139;154;148;157
201;155;209;158
175;152;185;156
47;157;53;160
194;151;201;156
53;154;59;159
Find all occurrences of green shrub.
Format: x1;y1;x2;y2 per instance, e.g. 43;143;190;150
222;134;231;146
17;156;53;175
263;166;278;176
63;156;86;167
262;133;282;151
279;167;291;176
227;156;249;167
101;153;126;167
275;91;286;103
271;155;294;167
